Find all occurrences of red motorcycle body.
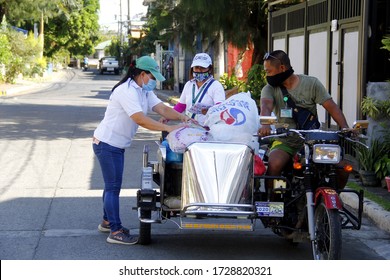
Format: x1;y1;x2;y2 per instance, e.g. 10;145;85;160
314;187;343;210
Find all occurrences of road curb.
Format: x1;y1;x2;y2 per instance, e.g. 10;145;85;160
341;190;390;234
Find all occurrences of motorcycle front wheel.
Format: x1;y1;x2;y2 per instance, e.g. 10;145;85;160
312;201;342;260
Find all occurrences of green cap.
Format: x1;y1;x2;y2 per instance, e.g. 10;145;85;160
136;56;166;81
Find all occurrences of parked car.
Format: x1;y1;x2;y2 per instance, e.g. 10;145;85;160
99;56;119;75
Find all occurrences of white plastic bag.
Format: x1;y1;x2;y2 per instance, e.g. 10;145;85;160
204;92;259;144
166;124;212;153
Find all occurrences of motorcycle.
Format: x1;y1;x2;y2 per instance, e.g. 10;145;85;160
83;57;89;71
135;118;367;260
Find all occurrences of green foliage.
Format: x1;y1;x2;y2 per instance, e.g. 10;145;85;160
361;97;390;120
375;155;390;180
0;22;45;83
219;73;245;91
361;96;388;120
0;0;60;26
45;0;100;58
381;35;390;52
143;0;268;63
4;56;24;83
355;138;389;171
244;64;267;101
0;0;100;60
175;0;266;52
381;35;390;81
0;33;12;63
105;38;122;58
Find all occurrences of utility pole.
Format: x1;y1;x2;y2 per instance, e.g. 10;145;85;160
127;0;131;45
119;0;123;45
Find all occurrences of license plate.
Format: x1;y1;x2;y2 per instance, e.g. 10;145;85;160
255;201;284;217
107;67;114;71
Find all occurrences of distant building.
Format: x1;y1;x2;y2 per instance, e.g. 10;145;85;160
94;40;112;59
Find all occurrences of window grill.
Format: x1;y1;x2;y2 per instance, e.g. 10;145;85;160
331;0;361;20
287;8;305;30
272;14;286;33
308;1;328;26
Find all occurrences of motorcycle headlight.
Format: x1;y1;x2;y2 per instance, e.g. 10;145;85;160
312;144;341;164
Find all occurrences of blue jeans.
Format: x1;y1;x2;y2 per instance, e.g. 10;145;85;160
93;141;125;232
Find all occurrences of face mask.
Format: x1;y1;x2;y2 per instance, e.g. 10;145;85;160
193;71;210;82
142;76;157;91
266;67;294;87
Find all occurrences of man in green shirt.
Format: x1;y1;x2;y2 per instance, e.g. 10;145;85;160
258;50;350;191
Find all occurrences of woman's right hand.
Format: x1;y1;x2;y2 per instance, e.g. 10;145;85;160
167;122;187;133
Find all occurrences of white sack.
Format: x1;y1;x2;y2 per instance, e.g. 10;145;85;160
166;124;212;153
204;92;259;144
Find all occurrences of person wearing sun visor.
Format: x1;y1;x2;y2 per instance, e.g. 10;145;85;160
160;53;225;125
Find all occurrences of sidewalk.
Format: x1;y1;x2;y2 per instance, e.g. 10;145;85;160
2;78;390;235
0;69;73;97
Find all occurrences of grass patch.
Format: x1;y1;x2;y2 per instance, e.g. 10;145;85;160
347;182;390;211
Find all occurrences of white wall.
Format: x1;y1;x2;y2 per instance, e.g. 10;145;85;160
273;38;286;52
288;35;305;74
342;30;359;127
308;31;328;124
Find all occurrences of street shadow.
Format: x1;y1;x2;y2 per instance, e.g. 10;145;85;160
0;196;384;260
0;103;106;140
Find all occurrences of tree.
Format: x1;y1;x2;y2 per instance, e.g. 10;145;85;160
45;0;100;58
0;0;61;57
143;0;268;65
0;0;100;60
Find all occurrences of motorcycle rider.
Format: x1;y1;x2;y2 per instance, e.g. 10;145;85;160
83;56;89;71
258;50;350;192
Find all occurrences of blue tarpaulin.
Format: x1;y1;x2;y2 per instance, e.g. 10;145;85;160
10;26;28;35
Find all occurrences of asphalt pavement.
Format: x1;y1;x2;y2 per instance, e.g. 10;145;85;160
1;68;389;260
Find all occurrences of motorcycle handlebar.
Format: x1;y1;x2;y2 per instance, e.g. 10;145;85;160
259;127;367;145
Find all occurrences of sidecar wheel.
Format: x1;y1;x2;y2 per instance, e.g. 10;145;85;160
312;201;342;260
138;210;151;245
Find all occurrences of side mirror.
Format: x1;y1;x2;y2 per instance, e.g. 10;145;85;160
352;120;369;129
259;116;278;125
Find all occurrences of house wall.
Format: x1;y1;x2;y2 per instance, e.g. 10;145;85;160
227;43;254;81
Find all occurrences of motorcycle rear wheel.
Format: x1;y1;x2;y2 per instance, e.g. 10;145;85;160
312;201;342;260
138;210;152;245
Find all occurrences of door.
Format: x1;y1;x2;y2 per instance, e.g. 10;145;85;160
338;26;360;127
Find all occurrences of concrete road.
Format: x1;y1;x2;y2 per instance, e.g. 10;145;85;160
0;69;389;262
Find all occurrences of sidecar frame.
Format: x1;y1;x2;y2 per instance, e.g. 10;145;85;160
136;141;260;239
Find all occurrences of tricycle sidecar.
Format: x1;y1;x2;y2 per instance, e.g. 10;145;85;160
136;141;257;244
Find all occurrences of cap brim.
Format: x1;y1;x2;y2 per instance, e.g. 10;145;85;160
191;61;210;68
150;69;166;81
